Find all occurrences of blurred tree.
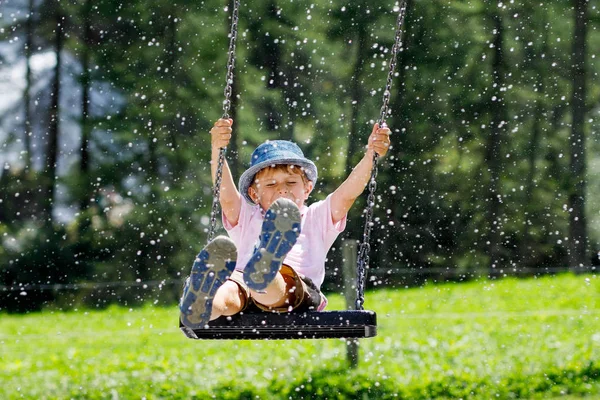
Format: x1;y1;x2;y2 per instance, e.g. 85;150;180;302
79;0;93;212
245;0;317;143
40;0;65;224
568;0;589;268
376;0;492;277
0;168;43;223
519;8;551;266
328;2;392;240
23;0;34;171
485;8;508;275
0;224;90;312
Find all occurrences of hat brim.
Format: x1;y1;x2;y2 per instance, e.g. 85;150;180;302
238;158;318;205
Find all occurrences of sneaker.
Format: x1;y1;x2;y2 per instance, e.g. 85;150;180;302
244;198;301;291
179;235;237;329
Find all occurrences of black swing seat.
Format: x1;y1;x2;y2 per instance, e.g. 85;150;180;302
179;310;377;340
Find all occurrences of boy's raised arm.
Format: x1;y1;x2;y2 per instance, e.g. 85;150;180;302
330;123;391;225
210;118;242;226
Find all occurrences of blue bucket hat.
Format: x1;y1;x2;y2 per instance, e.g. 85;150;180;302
239;140;318;205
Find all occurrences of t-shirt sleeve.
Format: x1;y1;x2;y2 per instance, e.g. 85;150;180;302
325;193;347;233
311;194;347;235
222;194;248;242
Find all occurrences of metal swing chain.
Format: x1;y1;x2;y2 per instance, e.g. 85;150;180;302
209;0;241;242
356;1;408;311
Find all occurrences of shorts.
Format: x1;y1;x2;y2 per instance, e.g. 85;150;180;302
228;265;326;313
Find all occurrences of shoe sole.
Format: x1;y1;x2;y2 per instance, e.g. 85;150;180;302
244;198;301;291
180;236;237;329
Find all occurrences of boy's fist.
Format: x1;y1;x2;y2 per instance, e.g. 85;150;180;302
367;122;391;157
211;118;233;149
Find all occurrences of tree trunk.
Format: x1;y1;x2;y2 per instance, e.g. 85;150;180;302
389;0;412;146
521;11;549;266
342;23;369;243
345;25;369;177
382;0;412;270
42;2;64;224
568;0;588;268
521;94;543;263
164;12;188;181
148;134;160;200
23;0;34;171
263;0;283;134
80;0;92;211
486;11;507;275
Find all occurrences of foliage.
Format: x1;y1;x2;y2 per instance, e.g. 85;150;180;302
1;0;600;311
0;274;599;399
0;223;92;312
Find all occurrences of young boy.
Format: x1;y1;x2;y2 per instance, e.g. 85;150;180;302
180;118;391;329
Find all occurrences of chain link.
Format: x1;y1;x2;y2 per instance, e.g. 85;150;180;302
222;0;240;120
356;1;408;310
208;149;226;242
378;0;407;126
355;159;378;310
208;0;241;242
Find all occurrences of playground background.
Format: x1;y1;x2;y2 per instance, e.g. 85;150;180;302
1;1;600;398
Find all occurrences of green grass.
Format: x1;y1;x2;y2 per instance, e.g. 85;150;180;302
1;273;599;399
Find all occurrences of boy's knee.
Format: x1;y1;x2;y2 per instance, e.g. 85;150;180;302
214;281;246;315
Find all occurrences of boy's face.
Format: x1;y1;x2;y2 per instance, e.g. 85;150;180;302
248;167;313;211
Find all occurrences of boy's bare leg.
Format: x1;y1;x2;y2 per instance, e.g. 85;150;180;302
210;281;246;320
250;272;295;309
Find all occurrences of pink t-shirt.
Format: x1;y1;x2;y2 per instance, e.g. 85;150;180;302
222;194;347;289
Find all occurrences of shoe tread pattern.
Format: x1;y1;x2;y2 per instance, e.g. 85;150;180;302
244;198;301;291
180;236;237;329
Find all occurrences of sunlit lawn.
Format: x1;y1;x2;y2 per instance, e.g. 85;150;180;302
1;273;599;399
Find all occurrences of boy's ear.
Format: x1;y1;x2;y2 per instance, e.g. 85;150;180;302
248;186;259;203
304;181;314;199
